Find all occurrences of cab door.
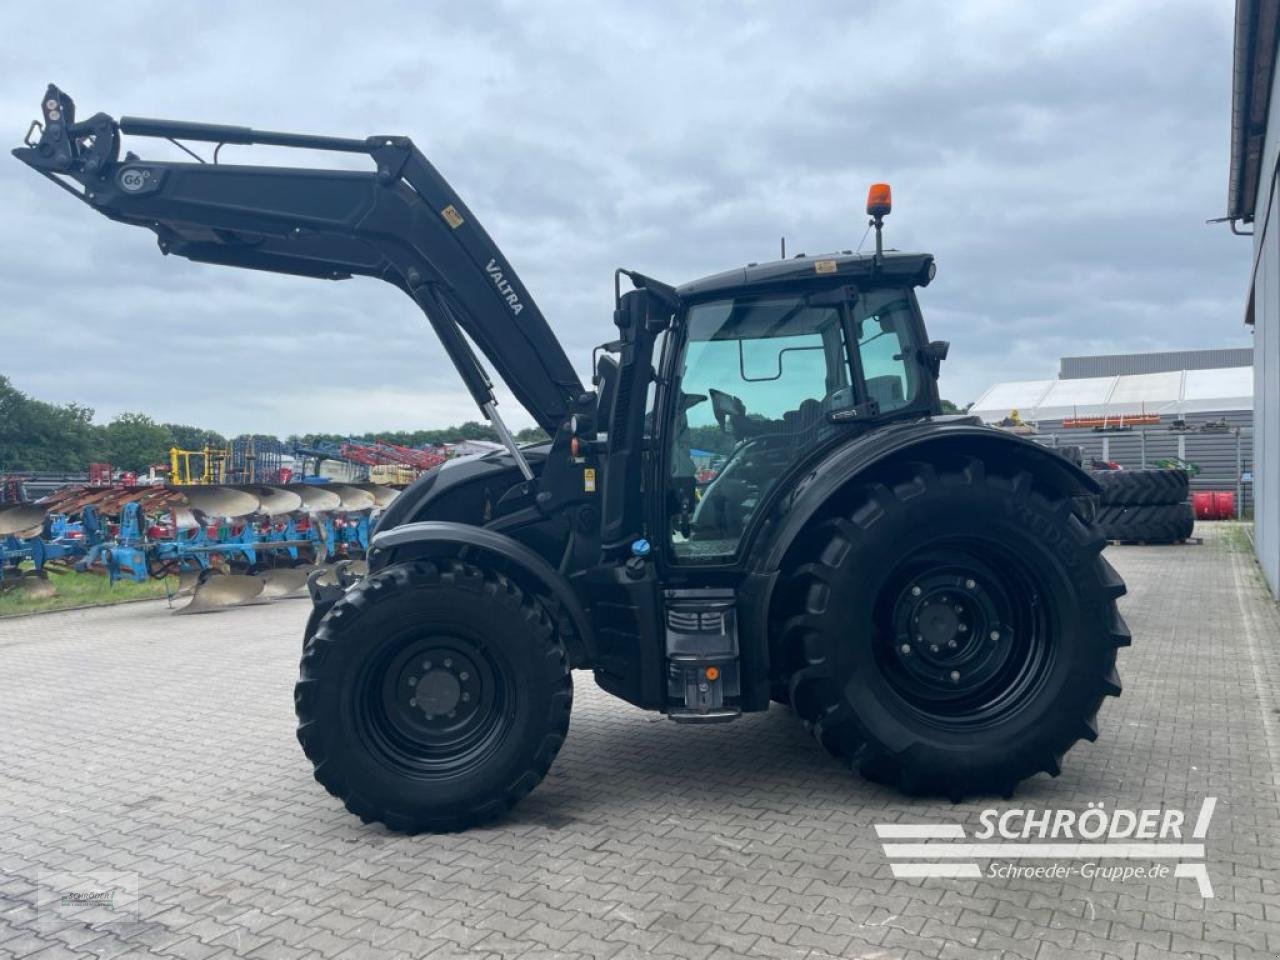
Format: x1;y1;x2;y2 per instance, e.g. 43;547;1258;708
657;289;859;567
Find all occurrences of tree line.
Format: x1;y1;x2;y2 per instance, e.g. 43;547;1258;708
0;376;548;474
1;374;962;475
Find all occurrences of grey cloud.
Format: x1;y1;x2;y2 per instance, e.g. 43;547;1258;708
0;0;1249;434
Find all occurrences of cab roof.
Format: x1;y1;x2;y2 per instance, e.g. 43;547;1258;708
676;250;935;300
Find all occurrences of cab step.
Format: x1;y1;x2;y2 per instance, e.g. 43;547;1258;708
664;588;743;722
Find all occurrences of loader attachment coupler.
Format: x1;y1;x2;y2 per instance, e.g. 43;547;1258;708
13;85;585;435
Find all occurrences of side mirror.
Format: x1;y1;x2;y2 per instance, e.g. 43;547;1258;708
923;340;949;376
614;289;645;330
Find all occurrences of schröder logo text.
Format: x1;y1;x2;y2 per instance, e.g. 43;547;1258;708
875;797;1216;897
974;801;1188;840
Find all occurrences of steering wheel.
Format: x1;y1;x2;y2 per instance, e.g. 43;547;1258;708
708;388;746;432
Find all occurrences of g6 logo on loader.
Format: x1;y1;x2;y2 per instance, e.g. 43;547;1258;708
118;168;151;192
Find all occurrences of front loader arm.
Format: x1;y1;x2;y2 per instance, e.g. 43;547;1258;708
12;85;585;436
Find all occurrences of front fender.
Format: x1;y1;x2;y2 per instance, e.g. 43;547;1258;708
752;418;1100;574
369;520;593;666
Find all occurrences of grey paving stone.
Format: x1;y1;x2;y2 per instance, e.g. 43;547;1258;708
0;525;1277;960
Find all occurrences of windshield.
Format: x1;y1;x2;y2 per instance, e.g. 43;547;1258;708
665;286;923;563
667;293;855;561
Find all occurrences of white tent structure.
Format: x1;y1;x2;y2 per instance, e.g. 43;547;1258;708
969;367;1254;424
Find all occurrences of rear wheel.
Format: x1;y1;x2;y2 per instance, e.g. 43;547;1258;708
779;456;1129;799
295;558;572;832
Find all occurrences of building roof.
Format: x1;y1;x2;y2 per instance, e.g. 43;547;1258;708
1228;0;1280;222
1059;347;1253;379
970;366;1254;423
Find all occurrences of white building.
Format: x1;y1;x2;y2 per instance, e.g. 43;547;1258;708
970;366;1253;425
971;355;1255;515
1227;0;1280;596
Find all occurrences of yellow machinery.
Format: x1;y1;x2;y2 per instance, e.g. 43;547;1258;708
168;445;230;485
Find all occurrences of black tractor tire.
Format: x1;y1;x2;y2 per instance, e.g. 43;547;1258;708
302;602;328;647
777;456;1129;800
295;558;572;833
1096;502;1195;543
1094;468;1189;506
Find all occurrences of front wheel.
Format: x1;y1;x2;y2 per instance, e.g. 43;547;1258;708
295;559;572;832
780;456;1130;800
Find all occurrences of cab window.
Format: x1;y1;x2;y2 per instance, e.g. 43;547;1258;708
853;289;919;412
666;294;853;563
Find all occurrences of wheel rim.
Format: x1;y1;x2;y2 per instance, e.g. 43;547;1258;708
873;541;1054;726
355;630;512;777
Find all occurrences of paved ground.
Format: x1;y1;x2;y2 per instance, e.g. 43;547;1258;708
1;524;1278;960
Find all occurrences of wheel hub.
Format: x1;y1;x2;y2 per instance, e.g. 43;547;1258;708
917;601;960;647
886;563;1021;708
415;669;462;716
379;640;492;743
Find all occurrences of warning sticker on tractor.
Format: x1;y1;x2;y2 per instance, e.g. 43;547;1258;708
583;468;597;493
814;259;838;274
440;205;465;229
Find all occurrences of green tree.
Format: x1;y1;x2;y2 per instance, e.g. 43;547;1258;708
514;427;549;443
0;375;102;471
164;423;227;452
291;422;501;450
101;412;173;472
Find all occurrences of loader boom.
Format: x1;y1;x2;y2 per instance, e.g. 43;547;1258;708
12;86;585;435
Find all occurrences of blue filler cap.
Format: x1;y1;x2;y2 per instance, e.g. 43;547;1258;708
631;538;652;558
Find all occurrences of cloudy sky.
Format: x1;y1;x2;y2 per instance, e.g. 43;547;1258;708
0;1;1251;436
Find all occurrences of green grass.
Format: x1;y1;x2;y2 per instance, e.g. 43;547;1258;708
0;569;171;617
1215;519;1253;554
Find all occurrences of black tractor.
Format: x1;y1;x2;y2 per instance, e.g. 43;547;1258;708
16;86;1129;832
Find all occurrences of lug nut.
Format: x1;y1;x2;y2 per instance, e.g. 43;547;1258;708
911;585;922;597
899;644;911;655
948;640;958;649
955;605;963;613
461;692;471;702
409;698;417;707
965;579;976;589
990;630;1000;641
459;672;469;681
444;658;453;668
930;644;939;653
950;670;961;682
958;623;968;633
408;676;417;686
423;660;432;670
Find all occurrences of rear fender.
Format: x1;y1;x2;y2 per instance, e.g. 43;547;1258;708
369;521;593;667
740;420;1099;695
755;418;1101;575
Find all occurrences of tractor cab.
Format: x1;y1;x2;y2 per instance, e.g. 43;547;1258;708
658;249;943;565
596;186;949;579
